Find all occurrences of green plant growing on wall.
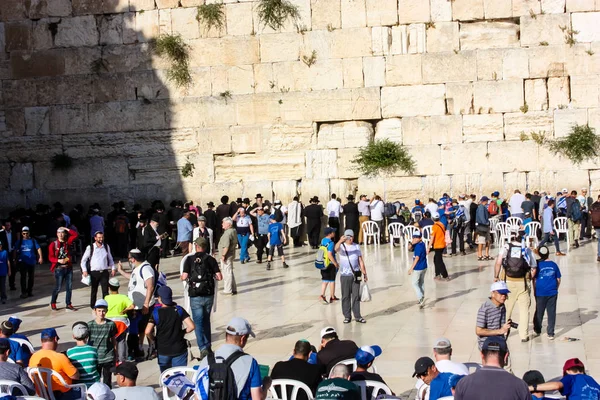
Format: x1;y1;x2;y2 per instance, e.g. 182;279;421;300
425;21;436;29
548;124;600;164
302;50;317;67
520;103;529;113
530;131;547;146
539;41;548;46
520;132;529;141
181;157;195;178
51;153;74;171
559;25;578;46
153;34;192;88
196;3;225;32
219;90;233;103
257;0;300;30
353;139;415;177
586;49;595;56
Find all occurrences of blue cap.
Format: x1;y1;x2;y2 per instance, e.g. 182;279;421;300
7;317;22;331
492;191;500;197
94;299;108;309
157;285;174;305
482;336;508;352
355;345;382;365
324;227;336;235
270;214;276;219
41;328;59;340
480;196;490;202
415;199;420;204
0;337;10;350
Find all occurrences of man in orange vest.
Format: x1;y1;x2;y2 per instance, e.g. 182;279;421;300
428;213;450;281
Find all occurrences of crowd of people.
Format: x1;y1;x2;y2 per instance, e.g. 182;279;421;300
1;187;600;400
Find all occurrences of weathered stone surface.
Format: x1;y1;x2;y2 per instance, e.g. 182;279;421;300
305;149;338;179
2;80;36;108
564;44;600;76
129;0;156;11
371;26;391;56
570;75;600;108
341;0;367;28
156;0;178;8
0;0;28;21
520;14;569;47
5;22;31;52
342;58;364;88
403;116;463;145
291;59;344;91
159;10;172;36
441;143;488;174
553;108;588;137
336;148;360;179
538;146;599;170
87;101;169;132
541;0;566;13
10;163;34;191
271;180;298;205
527;46;566;78
24;106;50;135
318;121;373;149
36;75;93;106
446;82;473;115
566;0;595;11
398;0;430;23
253;63;274;93
260;33;302;63
10;50;65;79
589;108;600;134
525;79;549;111
47;0;72;16
55;16;99;47
363;56;385;87
135;10;159;42
422;51;477;83
463;114;504;142
171;7;199;39
488;141;539;172
572;12;600;42
385;54;422;86
4;109;25;136
98;14;124;45
331;28;372;58
197;127;232;155
265;122;315;151
300;179;331;205
452;0;484;21
473;80;524;113
503;48;529;79
477;49;503;80
503;111;554;140
50;104;89;135
513;0;541;16
430;0;452;21
403;144;442;176
231;125;262;153
390;24;426;55
282;88;381;121
381;85;446;117
374;118;402;142
226;2;253;36
366;0;398;26
311;0;341;30
548;77;570;108
426;22;459;53
483;0;512;18
190;36;260;66
459;21;520;50
228;65;255;95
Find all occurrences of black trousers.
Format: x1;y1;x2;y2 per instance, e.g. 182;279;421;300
97;362;113;388
307;221;320;247
19;262;35;295
90;270;109;308
290;226;302;247
147;247;160;270
115;233;129;258
328;217;340;241
255;234;268;261
451;224;465;253
9;267;16;289
433;249;449;278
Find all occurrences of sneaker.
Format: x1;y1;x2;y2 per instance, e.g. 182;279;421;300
241;259;245;264
51;303;57;311
548;335;555;341
320;295;328;304
556;252;566;256
461;251;467;256
355;318;367;323
282;262;289;269
256;260;262;264
330;296;339;302
266;262;271;270
521;337;530;343
533;332;541;338
418;297;425;308
574;240;580;248
66;304;77;312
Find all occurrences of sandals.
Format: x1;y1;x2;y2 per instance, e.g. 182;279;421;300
343;318;351;324
355;318;367;324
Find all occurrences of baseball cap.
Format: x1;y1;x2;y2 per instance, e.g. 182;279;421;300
492;191;500;196
433;338;451;350
480;196;490;202
225;317;255;338
198;216;207;221
269;214;276;219
344;229;354;237
324;227;336;235
432;212;440;220
41;328;60;340
412;357;435;377
320;327;336;338
111;362;139;380
490;281;510;295
7;317;21;331
563;358;585;375
0;338;10;351
157;286;174;305
94;299;108;309
87;382;115;400
482;336;508;352
108;277;120;287
412;231;422;238
355;345;382;365
21;226;30;232
523;370;545;386
72;322;89;340
449;374;465;388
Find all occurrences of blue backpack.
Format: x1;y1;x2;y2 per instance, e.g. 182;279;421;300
571;200;582;222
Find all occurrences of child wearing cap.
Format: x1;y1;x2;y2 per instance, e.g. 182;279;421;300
0;241;10;304
319;228;341;304
528;358;600;399
266;214;288;271
533;246;561;340
350;345;390;398
105;278;134;363
408;231;427;307
88;300;117;388
67;322;100;388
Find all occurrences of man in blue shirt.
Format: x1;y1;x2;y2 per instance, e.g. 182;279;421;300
176;212;193;257
412;357;453;400
0;241;10;304
408;231;427;307
530;358;600;399
532;246;561;340
319;227;341;305
0;320;31;367
12;226;42;299
267;215;288;271
538;199;565;256
250;207;271;264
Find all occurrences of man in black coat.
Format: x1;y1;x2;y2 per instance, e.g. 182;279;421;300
304;197;324;249
215;196;231;245
343;195;359;238
271;340;322;400
143;214;162;270
203;202;218;233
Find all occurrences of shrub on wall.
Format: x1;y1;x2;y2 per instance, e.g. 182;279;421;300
257;0;300;30
549;124;600;165
153;34;192;88
51;153;74;170
353;139;416;177
196;3;225;32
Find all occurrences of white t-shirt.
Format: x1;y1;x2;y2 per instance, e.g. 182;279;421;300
436;359;470;376
338;242;362;276
425;202;438;217
326;200;343;218
370;200;385;221
508;193;526;214
127;261;156;309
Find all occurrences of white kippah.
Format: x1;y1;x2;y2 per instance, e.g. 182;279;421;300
130;249;142;254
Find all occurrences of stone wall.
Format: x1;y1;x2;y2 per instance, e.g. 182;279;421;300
1;0;600;209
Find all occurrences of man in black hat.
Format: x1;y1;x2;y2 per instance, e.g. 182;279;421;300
143;214;162;270
343;195;359;238
215;196;231;245
304;197;324;249
203;202;217;233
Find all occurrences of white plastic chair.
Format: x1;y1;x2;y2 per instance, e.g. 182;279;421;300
495;222;513;250
328;359;377;378
0;380;29;396
353;380;392;400
463;362;482;373
489;216;500;246
10;338;35;355
422;225;433;250
269;379;314;400
403;225;420;251
361;221;380;248
387;222;404;250
28;367;86;400
525;221;541;248
554;217;569;249
506;216;523;234
159;366;196;400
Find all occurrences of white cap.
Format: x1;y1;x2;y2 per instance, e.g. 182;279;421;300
57;227;68;233
21;226;30;231
320;326;336;338
87;382;115;400
490;281;510;294
562;188;568;193
432;212;440;220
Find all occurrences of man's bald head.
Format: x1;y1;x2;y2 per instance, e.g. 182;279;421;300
330;364;350;379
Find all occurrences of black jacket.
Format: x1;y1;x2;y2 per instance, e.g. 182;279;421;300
271;358;322;400
317;339;359;376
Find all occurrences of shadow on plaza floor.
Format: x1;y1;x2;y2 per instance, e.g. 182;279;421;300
554;307;598;337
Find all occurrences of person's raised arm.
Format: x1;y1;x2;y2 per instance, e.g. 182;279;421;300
530;381;562;393
117;260;131;280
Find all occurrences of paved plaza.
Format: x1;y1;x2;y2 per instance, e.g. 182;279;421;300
2;240;600;398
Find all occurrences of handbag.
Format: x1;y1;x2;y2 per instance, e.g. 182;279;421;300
360;281;371;302
342;243;362;283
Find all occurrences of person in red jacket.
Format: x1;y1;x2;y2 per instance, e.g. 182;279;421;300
49;227;79;311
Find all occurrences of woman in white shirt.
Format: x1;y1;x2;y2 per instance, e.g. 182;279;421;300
335;229;368;324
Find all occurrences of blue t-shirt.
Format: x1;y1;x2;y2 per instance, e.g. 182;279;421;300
268;222;283;246
412;241;427;271
15;238;39;265
8;338;31;364
0;250;8;276
429;372;454;400
560;374;600;399
321;237;335;260
535;260;561;297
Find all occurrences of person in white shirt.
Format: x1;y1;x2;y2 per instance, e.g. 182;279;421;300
357;195;371;245
326;194;343;241
370;195;385;244
287;197;304;247
335;229;367;324
508;190;526;219
432;338;469;375
80;232;115;309
425;198;439;218
191;216;214;256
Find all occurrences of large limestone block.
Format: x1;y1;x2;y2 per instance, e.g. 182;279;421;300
513;0;541;16
342;58;364;88
548;77;570;108
215;152;305;181
129;0;156;11
329;179;356;201
3;135;62;160
525;79;549;111
570;75;600;107
50;104;88;135
302;30;333;59
363;56;385;87
36;75;93;106
197;127;233;155
527;46;566;78
135;10;159;43
98;14;124;45
390;24;426;55
572;12;600;42
10;50;65;79
341;0;367;28
537;146;598;170
226;2;253;36
55;16;98;47
231;125;262;153
87;101;169;133
311;0;341;30
488;141;539;172
318;121;373;149
190;36;260;66
253;63;274;93
483;0;512;18
300;179;330;205
441;142;489;174
473;80;524;113
272;180;299;205
372;26;391;56
366;0;398;26
2;80;36;108
541;0;566;13
588;108;600;133
520;14;569;47
564;44;600;76
385;54;422;85
403;116;463;145
11;163;34;191
430;0;452;21
47;0;72;16
566;0;595;11
459;21;520;50
306;149;338;179
452;0;484;21
553;108;588;137
398;0;430;23
502;48;529;79
463;114;504;142
265;122;315;151
381;85;446;117
260;33;302;63
446;82;473;115
171;7;199;40
24;107;50;136
426;22;459;53
31;20;53;51
228;65;255;95
403;145;442;176
503;111;554;140
158;9;172;35
386;177;425;201
331;28;372;58
422;51;477;84
375;118;402;142
5;22;31;52
292;59;344;91
477;49;503;81
235;94;282;125
281;88;381;121
337;148;360;179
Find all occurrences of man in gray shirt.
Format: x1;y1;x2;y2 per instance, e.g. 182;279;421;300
0;338;36;395
218;217;238;295
475;282;512;350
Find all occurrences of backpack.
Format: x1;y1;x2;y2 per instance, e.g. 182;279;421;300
315;245;331;270
488;201;499;216
384;202;397;218
140;263;167;297
206;351;246;400
115;215;128;234
570;200;582;222
591;202;600;228
273;207;284;223
502;243;530;279
152;304;184;325
188;254;215;297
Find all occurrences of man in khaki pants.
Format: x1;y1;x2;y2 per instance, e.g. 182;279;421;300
218;217;238;295
493;232;537;342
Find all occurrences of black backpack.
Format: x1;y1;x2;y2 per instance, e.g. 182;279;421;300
188;254;215;297
207;351;245;400
502;243;529;278
273;207;284;222
384;202;397;218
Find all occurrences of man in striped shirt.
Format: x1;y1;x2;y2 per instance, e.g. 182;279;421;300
67;322;100;388
476;282;513;350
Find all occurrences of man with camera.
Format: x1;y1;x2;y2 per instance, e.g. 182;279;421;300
476;281;513;351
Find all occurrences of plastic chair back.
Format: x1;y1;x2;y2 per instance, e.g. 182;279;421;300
269;379;314;400
403;225;420;250
0;380;28;396
506;216;523;232
353;380;392;400
421;225;433;249
328;359;378;378
28;367;86;400
361;221;380;247
463;362;482;374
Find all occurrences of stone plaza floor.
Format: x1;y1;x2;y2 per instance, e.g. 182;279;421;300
2;239;600;398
